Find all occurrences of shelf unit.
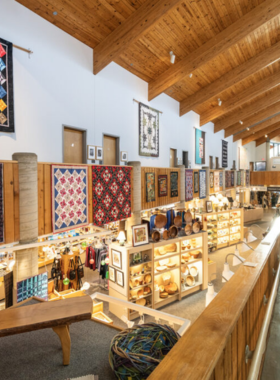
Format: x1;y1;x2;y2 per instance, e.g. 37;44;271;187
196;208;244;252
108;232;208;320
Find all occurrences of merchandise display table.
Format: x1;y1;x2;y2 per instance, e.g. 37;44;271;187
244;207;263;223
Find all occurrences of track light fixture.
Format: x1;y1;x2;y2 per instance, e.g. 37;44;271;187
169;51;175;64
239;120;243;125
265;135;268;138
189;73;193;78
218;98;222;106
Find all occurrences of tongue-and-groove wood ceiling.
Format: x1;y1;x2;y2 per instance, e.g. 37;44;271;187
17;0;280;145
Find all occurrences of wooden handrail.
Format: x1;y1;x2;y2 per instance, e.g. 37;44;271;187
148;218;280;380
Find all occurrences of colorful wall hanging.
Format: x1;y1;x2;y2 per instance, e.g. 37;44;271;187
199;170;206;199
210;172;214;189
246;170;250;187
219;171;223;188
194;171;199;194
170;171;178;197
214;171;219;193
92;166;132;226
185;169;193;201
225;171;231;188
0;38;14;133
52;165;89;233
231;171;235;187
158;175;167;197
222;140;228;168
237;171;241;186
0;163;3;243
195;128;206;165
146;172;155;202
139;103;159;157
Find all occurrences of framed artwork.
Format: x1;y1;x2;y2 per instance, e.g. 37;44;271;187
158;175;167;197
214;171;219;193
199;170;206;199
0;38;14;133
219;171;223;188
109;267;115;282
139;102;159;157
146;172;155;202
112;249;122;269
132;224;149;247
121;151;128;162
170;171;178;197
206;201;213;213
210;172;214;188
185;169;193;201
194;171;199;194
87;145;95;160
195;128;206;165
96;146;103;160
222;140;228;168
17;272;48;303
116;270;124;287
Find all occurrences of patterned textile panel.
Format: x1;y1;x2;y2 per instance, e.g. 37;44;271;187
225;171;231;188
52;165;89;233
0;38;14;133
92;166;132;226
0;163;3;243
214;171;219;193
170;171;178;197
210;172;214;189
237;171;241;186
199;170;206;199
246;170;250;187
219;171;223;188
185;170;193;201
231;171;234;187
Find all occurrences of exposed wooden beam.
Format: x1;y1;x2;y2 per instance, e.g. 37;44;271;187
180;41;280;117
225;101;280;138
200;71;280;126
93;0;182;74
255;126;280;146
242;122;280;145
148;0;280;101
214;85;280;133
233;113;280;142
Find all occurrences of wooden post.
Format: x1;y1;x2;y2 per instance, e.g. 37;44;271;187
126;162;141;244
12;153;38;300
176;164;185;209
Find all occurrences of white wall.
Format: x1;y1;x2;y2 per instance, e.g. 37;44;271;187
1;0;245;168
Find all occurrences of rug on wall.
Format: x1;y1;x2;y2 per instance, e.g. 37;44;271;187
199;170;206;199
237;171;241;186
146;172;156;202
246;170;250;187
219;171;223;188
214;171;219;193
185;170;193;201
225;171;231;188
231;171;235;187
0;38;14;133
158;174;167;197
194;171;199;195
170;171;178;197
52;165;89;233
0;163;4;243
195;128;206;165
92;166;131;226
210;171;214;189
139;102;159;157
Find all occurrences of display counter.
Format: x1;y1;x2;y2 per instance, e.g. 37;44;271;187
244;207;263;223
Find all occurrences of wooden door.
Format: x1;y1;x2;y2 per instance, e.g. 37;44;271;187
64;127;84;164
104;135;117;165
170;149;176;167
250;161;254;171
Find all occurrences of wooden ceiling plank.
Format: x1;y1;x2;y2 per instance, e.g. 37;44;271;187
93;0;183;75
242;121;280;145
148;0;280;101
214;85;280;132
255;127;280;147
180;40;280;116
200;69;280;126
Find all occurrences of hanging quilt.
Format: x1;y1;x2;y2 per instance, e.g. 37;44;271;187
139;103;159;157
195;128;206;165
158;175;167;197
219;171;223;188
194;171;199;194
199;170;206;199
225;171;231;188
214;171;219;193
92;166;132;226
237;171;241;186
231;171;234;187
210;172;214;189
0;38;14;133
170;171;178;197
222;140;228;168
0;163;3;243
246;170;250;187
146;172;156;202
185;169;193;201
52;165;89;233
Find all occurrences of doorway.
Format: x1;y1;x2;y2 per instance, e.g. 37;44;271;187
103;134;119;165
250;162;254;171
182;151;188;167
209;156;213;169
170;148;176;167
63;126;86;164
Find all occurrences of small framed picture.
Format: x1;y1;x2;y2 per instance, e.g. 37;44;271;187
87;145;95;160
109;267;115;282
121;151;128;162
96;146;103;160
116;270;124;287
112;249;122;269
206;201;213;213
132;224;149;247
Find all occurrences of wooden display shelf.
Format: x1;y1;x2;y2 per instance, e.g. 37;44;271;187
130;260;152;268
154;266;180;276
129;282;152;291
181;282;202;297
181;246;202;253
154;252;180;261
181;258;203;266
130;293;153;303
154;292;180;308
217;242;229;248
130;271;152;280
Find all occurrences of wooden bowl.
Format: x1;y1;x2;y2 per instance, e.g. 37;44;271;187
190;266;198;276
184;212;193;224
136;298;146;306
152;230;161;242
144;274;152;284
137;289;144;298
181;265;189;275
193;222;200;233
186;275;195;287
185;224;193;235
168;225;178;238
174;215;182;227
160;292;169;298
190;250;200;259
144;286;152;294
155;214;167;228
162;230;170;240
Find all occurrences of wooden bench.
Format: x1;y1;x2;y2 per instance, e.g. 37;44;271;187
0;295;92;365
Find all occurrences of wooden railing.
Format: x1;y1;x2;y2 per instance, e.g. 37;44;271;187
148;218;280;380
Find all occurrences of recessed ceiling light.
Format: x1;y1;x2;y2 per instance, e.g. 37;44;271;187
189;73;193;78
218;98;222;106
71;143;74;147
265;135;268;138
239;121;243;125
169;51;175;64
247;128;250;131
53;11;58;15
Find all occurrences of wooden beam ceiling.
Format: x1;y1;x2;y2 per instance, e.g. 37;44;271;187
199;70;280;126
255;127;280;147
224;101;280;138
242;122;280;146
180;41;280;117
93;0;182;74
148;0;280;101
233;113;280;142
214;86;280;133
